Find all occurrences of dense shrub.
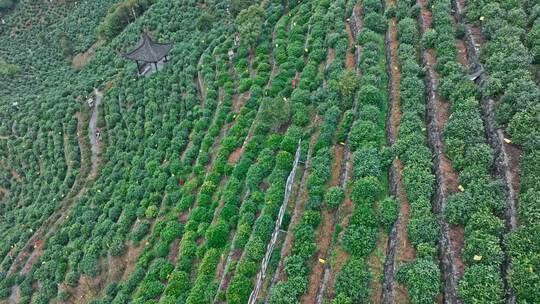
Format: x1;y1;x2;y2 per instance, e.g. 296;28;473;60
396;258;440;304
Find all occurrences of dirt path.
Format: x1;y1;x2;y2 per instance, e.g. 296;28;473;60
89;89;102;178
0;187;8;201
7;285;20;304
418;1;462;302
0;161;22;183
381;0;416;302
197;52;207;106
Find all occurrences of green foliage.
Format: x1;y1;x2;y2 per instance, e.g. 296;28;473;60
205;220;228;248
235;5;266;48
334;258;370;303
325;186;344;210
396;258;440;304
0;0;16;10
364;12;387;34
0;58;19;77
458;265;504;303
352;147;382;179
351;176;383;205
226;275;252;304
377;197;398;233
338;70;359;97
96;0;155;40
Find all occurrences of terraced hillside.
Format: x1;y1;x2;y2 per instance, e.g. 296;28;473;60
0;0;538;303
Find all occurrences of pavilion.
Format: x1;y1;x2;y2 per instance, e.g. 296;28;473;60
123;32;173;76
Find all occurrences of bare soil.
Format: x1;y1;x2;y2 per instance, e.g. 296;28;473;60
456;39;468;66
369;230;389;302
345;22;354;70
167;238;181;265
72;40;102;69
387;19;401;142
448;225;465;277
505;141;522;205
0;161;22;183
0;187;8;201
227;147;242;164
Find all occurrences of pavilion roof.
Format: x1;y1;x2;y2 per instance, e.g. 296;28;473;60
123;32;172;63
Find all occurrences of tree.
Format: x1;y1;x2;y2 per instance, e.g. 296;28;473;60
352;147;382;179
258;97;291;130
378;197;398;233
396;258;440;304
334;258;370;302
351;176;383;204
348;120;381;151
205;221;228;248
0;58;19;77
458;265;504;303
197;13;214;31
235;5;265;48
325;186;344;210
0;0;16;11
230;0;251;15
339;70;360;97
342;224;376;258
364;12;387;34
226;275;252;304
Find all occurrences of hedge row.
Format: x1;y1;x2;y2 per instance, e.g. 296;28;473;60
332;1;398;302
426;0;507;302
391;1;441;303
464;0;540;301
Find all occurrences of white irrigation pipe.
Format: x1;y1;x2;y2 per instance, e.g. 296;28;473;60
247;140;302;304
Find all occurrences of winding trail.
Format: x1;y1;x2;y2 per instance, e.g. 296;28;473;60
5;89;104;281
89;89;102;178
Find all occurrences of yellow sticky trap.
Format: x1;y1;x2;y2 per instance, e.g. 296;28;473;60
473;255;482;261
504;138;512;144
458;185;465;192
530;266;534;273
304;48;309;53
340;142;346;145
318;258;326;264
479;16;485;21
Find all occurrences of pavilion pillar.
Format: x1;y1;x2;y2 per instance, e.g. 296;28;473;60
136;61;141;74
154;62;158;71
